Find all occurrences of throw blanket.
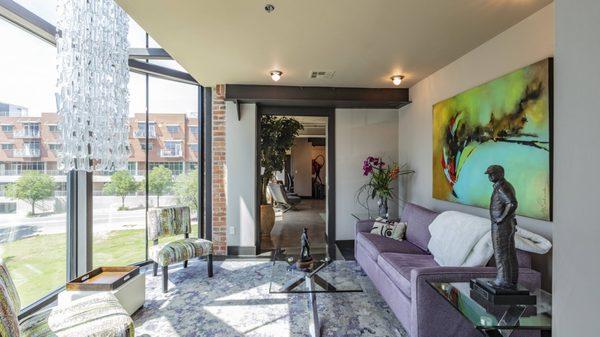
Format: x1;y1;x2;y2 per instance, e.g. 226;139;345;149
428;211;552;267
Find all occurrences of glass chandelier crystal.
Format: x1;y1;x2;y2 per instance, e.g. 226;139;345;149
56;0;130;172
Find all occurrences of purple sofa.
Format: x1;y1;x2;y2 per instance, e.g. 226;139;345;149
355;203;541;337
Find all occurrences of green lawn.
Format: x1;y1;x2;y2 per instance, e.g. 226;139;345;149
0;225;198;308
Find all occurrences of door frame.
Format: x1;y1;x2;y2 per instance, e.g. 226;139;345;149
255;105;336;257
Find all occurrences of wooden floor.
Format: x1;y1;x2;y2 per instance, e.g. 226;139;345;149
261;199;326;254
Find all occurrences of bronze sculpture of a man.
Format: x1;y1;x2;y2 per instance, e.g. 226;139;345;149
485;165;519;290
300;228;312;262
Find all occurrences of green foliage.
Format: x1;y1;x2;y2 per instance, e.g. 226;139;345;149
145;165;173;207
259;115;303;204
103;170;139;208
174;169;198;211
5;171;55;215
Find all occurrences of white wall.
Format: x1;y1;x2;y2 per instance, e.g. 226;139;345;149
554;1;600;335
398;4;554;286
336;109;399;240
225;102;256;248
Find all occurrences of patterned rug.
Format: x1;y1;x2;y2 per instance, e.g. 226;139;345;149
133;259;408;337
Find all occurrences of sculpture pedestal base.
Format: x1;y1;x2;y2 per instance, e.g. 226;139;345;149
470;278;537;305
296;258;314;270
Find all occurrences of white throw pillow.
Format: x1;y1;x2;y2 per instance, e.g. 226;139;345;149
370;221;407;241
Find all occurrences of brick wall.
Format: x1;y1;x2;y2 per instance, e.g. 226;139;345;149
211;85;227;255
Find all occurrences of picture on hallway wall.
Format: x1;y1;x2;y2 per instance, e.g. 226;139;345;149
432;58;553;221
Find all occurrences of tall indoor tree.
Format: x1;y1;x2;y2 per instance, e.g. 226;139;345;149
259;115;304;204
258;115;303;237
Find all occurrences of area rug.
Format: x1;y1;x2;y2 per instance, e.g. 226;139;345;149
133;259;407;337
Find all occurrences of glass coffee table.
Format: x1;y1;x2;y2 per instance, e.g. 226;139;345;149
429;281;552;337
269;249;362;337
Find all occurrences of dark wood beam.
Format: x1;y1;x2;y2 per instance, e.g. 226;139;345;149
225;84;410;109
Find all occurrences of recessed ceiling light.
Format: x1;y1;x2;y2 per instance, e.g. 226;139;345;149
391;75;404;86
270;70;283;82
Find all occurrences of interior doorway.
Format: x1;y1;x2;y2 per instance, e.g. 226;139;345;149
255;106;335;257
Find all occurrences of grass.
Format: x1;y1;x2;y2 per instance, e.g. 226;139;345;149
0;224;198;308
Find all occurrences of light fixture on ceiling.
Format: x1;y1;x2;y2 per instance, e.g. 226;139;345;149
270;70;283;82
391;75;404;86
264;4;275;13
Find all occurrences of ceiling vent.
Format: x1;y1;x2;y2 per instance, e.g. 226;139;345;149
310;71;335;79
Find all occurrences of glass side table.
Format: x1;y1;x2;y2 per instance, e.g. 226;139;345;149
428;281;552;337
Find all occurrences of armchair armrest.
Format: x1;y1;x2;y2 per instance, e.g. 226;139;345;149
409;267;541;337
355;220;375;235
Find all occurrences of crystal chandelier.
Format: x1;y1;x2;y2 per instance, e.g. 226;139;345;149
56;0;130;172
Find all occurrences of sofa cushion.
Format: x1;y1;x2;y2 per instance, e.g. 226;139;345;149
357;232;427;261
402;203;439;252
377;253;439;298
150;238;213;266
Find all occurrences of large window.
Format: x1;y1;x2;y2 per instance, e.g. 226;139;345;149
92;72;147;267
92;68;201;266
0;5;203;309
0;16;66;308
147;76;199;237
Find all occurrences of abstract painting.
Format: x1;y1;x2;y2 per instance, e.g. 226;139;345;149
433;58;553;221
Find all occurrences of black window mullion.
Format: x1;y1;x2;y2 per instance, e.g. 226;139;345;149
144;32;150;260
198;85;204;238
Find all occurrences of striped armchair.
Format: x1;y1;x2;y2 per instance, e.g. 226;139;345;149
0;262;134;337
148;206;213;293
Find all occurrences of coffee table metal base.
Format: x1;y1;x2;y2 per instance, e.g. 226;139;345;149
284;273;335;337
306;276;321;337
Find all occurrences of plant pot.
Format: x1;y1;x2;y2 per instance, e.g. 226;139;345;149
260;204;276;238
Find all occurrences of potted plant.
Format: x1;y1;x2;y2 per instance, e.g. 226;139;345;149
259;115;303;237
357;156;414;218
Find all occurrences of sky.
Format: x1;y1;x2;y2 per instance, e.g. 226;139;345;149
0;2;197;117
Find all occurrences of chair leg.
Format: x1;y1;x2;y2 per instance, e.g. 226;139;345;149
153;262;158;276
162;266;169;293
183;260;188;268
207;254;213;277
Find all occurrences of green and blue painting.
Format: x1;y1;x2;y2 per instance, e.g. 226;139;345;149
432;58;552;221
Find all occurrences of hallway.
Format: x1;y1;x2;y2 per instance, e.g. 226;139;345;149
262;199;327;254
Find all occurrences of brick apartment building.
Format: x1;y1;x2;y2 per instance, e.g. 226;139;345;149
0;102;199;211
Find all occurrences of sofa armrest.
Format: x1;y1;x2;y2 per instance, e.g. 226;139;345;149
409;267;541;337
355;219;375;234
410;266;541;290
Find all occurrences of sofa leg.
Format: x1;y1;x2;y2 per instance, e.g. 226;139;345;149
183;260;188;268
162;266;168;293
207;254;213;277
153;262;158;276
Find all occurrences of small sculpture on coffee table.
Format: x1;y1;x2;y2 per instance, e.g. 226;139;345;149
297;228;314;269
471;165;536;305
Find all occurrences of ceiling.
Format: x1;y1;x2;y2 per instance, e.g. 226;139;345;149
116;0;552;88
